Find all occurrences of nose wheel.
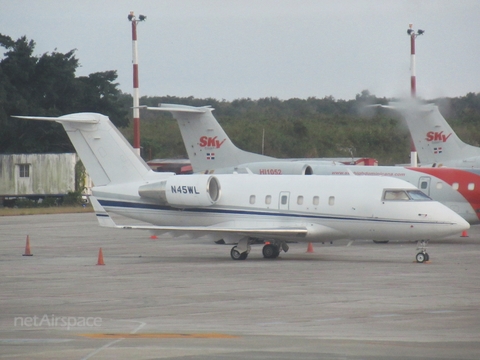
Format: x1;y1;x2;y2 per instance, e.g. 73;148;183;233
415;251;429;263
415;240;430;263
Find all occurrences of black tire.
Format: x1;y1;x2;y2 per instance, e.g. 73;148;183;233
416;252;426;263
230;246;247;260
262;244;280;259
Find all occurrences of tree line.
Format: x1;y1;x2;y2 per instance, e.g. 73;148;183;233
1;34;480;165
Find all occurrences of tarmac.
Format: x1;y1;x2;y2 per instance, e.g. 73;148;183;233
0;211;479;359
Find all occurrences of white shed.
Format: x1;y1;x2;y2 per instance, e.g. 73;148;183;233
0;153;77;197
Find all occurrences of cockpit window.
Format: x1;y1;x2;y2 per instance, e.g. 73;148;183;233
383;189;432;201
406;190;431;201
383;190;410;201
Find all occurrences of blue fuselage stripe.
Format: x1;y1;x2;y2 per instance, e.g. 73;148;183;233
98;200;445;225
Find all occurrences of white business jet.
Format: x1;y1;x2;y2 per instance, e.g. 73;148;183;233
145;104;480;225
13;113;468;262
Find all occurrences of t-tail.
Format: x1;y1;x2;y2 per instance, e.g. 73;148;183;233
390;100;480;167
143;104;273;173
12;113;154;185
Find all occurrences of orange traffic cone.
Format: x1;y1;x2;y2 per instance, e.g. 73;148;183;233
150;234;158;239
461;230;469;237
96;248;105;265
23;235;33;256
306;242;314;253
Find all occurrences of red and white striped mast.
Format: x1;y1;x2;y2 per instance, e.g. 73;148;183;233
407;23;424;166
128;11;146;156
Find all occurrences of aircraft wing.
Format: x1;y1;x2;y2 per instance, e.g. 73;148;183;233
90;197;308;238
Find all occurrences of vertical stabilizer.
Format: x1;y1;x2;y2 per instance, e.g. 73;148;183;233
13;113;151;185
145;104;273;173
391;101;480;166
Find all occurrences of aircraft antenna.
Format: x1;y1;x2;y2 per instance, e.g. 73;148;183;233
128;11;147;156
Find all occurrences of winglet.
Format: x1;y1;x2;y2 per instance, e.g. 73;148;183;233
90;196;117;228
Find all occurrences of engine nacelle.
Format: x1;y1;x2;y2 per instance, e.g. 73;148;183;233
138;175;220;207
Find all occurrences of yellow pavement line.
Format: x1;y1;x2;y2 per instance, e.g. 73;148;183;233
79;333;239;339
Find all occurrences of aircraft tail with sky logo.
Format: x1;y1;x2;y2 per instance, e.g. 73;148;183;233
388;101;480;168
143;104;359;175
143;104;273;173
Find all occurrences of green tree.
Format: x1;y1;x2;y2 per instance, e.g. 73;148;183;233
0;34;129;153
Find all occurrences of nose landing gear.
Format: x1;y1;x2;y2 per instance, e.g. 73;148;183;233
415;240;430;263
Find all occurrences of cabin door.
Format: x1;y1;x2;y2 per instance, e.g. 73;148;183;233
418;176;431;196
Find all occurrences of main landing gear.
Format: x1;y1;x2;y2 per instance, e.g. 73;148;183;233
230;246;248;260
415;240;430;263
230;240;289;260
262;244;280;259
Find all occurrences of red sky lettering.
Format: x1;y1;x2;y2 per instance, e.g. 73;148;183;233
425;131;452;143
199;136;226;149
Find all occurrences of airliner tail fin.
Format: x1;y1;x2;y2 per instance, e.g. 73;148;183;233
144;104;272;172
13;113;152;185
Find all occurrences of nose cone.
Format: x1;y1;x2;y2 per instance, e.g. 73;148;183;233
453;214;470;232
440;210;470;238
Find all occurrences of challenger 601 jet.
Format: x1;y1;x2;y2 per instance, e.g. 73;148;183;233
145;104;480;225
13;112;468;262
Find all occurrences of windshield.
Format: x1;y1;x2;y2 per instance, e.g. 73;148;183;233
383;189;432;201
406;190;432;201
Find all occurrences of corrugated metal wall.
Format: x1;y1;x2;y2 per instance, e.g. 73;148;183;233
0;154;76;196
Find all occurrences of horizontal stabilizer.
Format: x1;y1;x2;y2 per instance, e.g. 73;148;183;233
12;114;101;123
138;104;212;114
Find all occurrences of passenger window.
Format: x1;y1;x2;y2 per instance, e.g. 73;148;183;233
265;195;271;205
383;190;409;201
452;183;459;190
249;195;256;204
328;196;335;206
313;196;319;206
468;183;475;191
281;195;288;205
297;196;304;205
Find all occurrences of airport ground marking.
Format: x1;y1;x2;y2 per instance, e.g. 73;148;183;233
79;333;239;339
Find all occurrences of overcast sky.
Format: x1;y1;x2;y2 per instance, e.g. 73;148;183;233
1;0;479;101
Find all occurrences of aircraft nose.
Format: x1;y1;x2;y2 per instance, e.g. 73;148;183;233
447;211;470;234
